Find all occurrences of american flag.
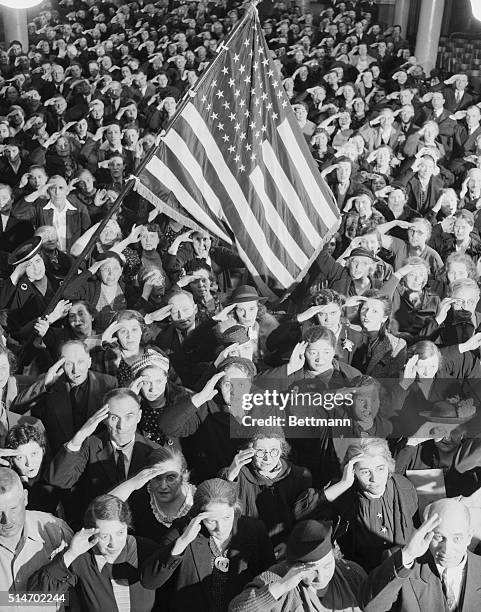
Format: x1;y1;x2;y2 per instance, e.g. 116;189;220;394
134;5;339;299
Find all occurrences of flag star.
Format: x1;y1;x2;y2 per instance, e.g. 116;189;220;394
239;163;245;172
249;120;256;130
248;50;253;57
222;133;229;142
281;100;287;108
234;154;240;163
272;112;278;120
239;133;246;140
245;143;251;151
258;47;264;55
268;69;274;77
261;92;268;100
228;78;235;88
223;101;230;110
234;123;241;131
244;75;251;84
244;109;250;117
210;112;218;120
243;39;249;46
234;89;241;98
201;95;207;103
253;62;259;70
239;64;246;74
239;99;245;108
217;122;224;131
233;53;239;62
229;112;236;121
276;90;284;99
266;102;272;110
210;79;217;88
262;58;269;67
254;97;261;107
377;513;382;519
206;103;212;111
228;145;235;153
261;125;267;133
272;80;278;88
251;152;256;162
222;67;228;75
216;90;224;99
380;527;387;533
255;131;260;139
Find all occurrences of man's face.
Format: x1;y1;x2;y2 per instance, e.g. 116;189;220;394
52;65;64;83
90;104;104;120
8;109;23;127
466;107;480;128
388;189;406;216
53;98;67;115
304;339;335;372
106;396;141;446
348;256;372;280
453;218;473;243
455;75;468;91
428;509;471;568
30;168;47;190
68;303;93;338
191;231;211;257
408;222;429;248
452;287;479;314
48;179;68;204
0;188;12;214
336;162;351;183
169;294;197;330
352;385;380;424
0;484;27;540
315;303;341;330
106;125;121;146
61;344;91;386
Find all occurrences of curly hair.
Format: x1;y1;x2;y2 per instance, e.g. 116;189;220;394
5;424;46;451
309;288;345;308
343;438;395;474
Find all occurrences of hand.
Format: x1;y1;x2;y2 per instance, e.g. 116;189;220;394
45;358;66;387
175;230;194;245
48;299;72;323
145;304;172;323
0;447;22;466
101;321;123;344
94;188;108;207
66;528;100;561
226;448;255;481
395;262;424;279
396;220;412;230
402;513;440;566
70;405;110;448
343;295;367;309
287;341;307;376
212;303;237;322
436;297;457;325
177;273;199;288
18;173;30;189
402;354;418;385
341;454;365;488
274;542;287;560
192;372;225;407
269;563;317;599
172;512;213;554
34;318;50;338
127;224;144;244
214;343;241;368
93;126;107;141
440;216;455;233
460;332;481;353
297;306;326;323
127;464;167;491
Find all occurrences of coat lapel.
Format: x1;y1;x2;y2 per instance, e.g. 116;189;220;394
462;553;481;609
96;438;118;486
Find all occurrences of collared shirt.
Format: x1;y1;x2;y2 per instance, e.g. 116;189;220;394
0;510;72;612
111;437;136;476
1;212;9;231
94;554;131;612
42;200;77;252
436;554;467;610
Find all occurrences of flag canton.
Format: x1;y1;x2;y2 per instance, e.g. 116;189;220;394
191;17;291;174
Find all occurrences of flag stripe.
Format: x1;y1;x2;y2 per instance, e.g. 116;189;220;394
182;101;296;287
277;119;339;227
249;166;309;270
144;156;232;244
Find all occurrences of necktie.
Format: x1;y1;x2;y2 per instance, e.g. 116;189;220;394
115;450;126;483
456;90;462;104
442;568;457;612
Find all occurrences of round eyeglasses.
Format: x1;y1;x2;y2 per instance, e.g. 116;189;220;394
254;449;280;459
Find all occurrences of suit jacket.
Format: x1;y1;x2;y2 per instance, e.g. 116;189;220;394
361;124;403;153
0;213;33;253
363;548;481;612
452;123;481;160
47;430;160;522
141;516;275;612
422;109;457;156
12;371;118;455
443;87;474;112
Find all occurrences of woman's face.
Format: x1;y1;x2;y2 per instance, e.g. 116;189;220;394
139;365;168;401
453;218;472;242
95;519;128;561
352;386;380;424
116;319;142;351
423;124;437;142
360;298;387;332
354;454;389;496
235;300;258;328
413;354;438;379
189;270;211;301
140;229;159;251
0;353;10;389
315;302;341;330
359;233;379;254
355;195;372;218
252;437;282;472
100;220;121;247
192;232;211;258
68;303;93;338
149;457;184;503
25;254;45;282
447;262;469;284
202;501;235;542
99;258;122;287
12;441;44;480
348;256;372;280
305;339;335;373
404;267;428;292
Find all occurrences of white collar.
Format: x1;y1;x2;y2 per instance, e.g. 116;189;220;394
435;553;467;576
42;199;76;211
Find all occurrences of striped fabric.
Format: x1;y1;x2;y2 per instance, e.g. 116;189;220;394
135;5;339;299
111;578;131;612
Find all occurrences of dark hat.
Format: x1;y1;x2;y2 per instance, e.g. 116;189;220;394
8;236;42;266
220;324;250;346
225;285;267;305
96;250;126;268
287;520;333;563
348;247;378;261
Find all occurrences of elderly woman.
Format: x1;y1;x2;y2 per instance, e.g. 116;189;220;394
68;169;113;224
428;252;478;300
63;251;140;331
317;438;418;572
129;350;190;446
430;209;481;261
222;430;311;555
339;190;386;249
403;120;446;163
28;495;157;612
4;423;60;513
381;257;441;343
348;290;407;378
141;478;275;612
110;446;196;542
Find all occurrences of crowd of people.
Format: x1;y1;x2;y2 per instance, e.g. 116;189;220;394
2;0;481;610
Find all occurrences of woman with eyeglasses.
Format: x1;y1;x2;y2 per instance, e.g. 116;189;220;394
28;494;157;612
221;430;311;560
141;478;275;612
109;446;196;542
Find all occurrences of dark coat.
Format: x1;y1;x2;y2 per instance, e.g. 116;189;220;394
141;516;275;612
363;548;481;612
11;370;118;455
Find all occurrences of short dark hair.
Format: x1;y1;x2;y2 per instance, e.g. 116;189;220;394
84;494;132;530
302;325;336;348
6;424;46;451
103;388;141;409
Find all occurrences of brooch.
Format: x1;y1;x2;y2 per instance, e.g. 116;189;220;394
20;283;28;291
214;556;230;572
341;338;354;352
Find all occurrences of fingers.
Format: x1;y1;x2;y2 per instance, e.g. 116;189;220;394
209;371;226;386
420;513;440;534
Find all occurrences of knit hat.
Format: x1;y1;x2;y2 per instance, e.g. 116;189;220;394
131;349;170;377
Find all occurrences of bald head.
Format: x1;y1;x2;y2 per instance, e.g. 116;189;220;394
425;498;471;568
0;468;27;541
0;467;22;495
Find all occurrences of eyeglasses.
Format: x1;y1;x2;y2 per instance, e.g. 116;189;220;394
254;449;280;459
